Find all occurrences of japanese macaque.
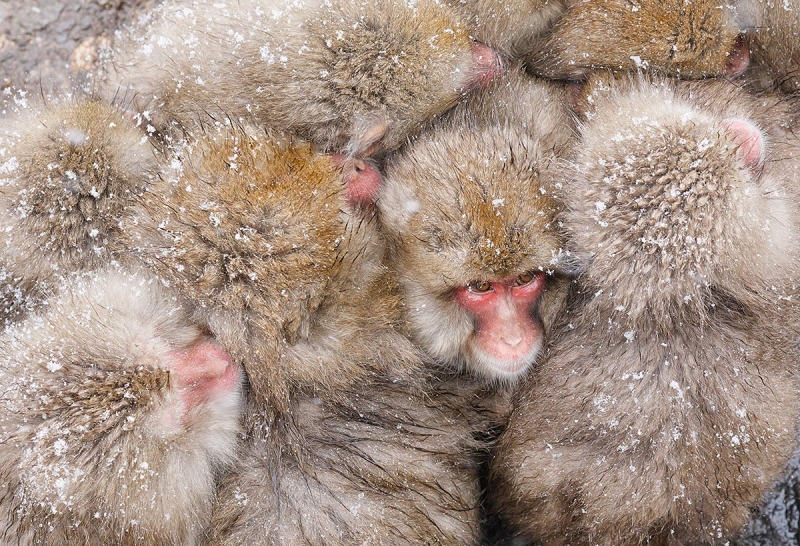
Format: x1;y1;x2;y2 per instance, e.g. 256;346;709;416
0;98;157;325
100;0;502;158
120;127;484;544
748;0;800;93
491;75;800;545
0;267;242;545
526;0;752;81
378;69;576;385
443;0;566;61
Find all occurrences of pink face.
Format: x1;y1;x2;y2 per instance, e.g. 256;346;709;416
465;43;503;92
454;271;547;381
331;154;383;207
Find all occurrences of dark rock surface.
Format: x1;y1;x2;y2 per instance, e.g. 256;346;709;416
0;0;158;93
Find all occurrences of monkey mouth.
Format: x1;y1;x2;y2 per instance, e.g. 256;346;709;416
469;338;543;383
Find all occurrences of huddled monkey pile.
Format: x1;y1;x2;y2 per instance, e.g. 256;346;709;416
0;0;799;544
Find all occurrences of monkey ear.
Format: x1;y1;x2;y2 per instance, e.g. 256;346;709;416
348;117;389;159
331;154;383;207
722;118;764;168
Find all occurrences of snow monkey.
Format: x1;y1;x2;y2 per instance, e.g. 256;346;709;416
491;75;800;545
526;0;752;81
0;98;158;326
120;126;485;545
0;267;242;546
378;68;577;385
100;0;502;159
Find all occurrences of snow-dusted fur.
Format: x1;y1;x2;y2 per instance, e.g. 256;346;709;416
100;0;497;156
749;0;800;93
491;76;800;545
0;268;242;545
0;99;158;326
443;0;565;62
0;93;486;543
119;127;485;545
527;0;750;80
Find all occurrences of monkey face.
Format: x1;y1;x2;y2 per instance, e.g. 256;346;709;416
381;120;570;384
454;272;549;380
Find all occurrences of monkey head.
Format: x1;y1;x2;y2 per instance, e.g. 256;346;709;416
304;0;504;157
0;98;158;324
380;120;571;384
562;77;800;326
0;268;242;544
126;128;392;408
527;0;752;80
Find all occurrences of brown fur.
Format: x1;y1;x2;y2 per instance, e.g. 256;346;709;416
526;0;748;80
0;99;157;326
748;0;800;93
378;69;576;383
123;129;396;411
101;0;496;157
491;76;800;545
119;127;484;544
0;267;242;545
444;0;566;61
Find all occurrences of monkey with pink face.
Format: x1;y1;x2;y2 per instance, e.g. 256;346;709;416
119;123;486;545
378;68;577;388
491;75;800;545
0;89;488;543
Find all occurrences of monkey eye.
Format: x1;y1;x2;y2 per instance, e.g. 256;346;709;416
467;280;492;293
516;271;536;286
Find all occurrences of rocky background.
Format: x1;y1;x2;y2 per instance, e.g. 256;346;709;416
1;0;799;544
0;0;158;93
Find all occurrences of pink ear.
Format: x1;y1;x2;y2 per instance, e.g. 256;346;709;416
722;118;764;168
467;43;503;91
